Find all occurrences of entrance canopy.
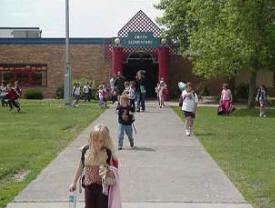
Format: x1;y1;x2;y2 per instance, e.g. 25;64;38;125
111;10;173;98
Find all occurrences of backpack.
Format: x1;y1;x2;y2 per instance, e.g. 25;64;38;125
179;95;184;107
80;145;112;189
140;85;146;94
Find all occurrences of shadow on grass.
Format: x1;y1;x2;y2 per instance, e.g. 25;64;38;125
232;109;275;118
195;132;215;136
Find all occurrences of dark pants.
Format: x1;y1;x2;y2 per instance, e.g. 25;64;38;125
8;99;20;109
129;99;135;112
1;97;8;107
85;184;108;208
84;93;91;102
136;93;145;111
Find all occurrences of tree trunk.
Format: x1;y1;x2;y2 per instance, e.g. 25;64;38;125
248;71;257;109
228;77;236;101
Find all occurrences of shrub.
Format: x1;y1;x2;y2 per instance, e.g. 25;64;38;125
168;83;181;99
91;80;99;100
196;82;210;97
24;89;43;99
236;83;249;100
56;86;64;99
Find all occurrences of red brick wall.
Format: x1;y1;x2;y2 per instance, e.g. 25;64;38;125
0;44;111;97
168;55;226;97
1;44;273;98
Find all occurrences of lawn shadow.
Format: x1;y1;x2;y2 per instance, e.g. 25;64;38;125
195;132;215;136
231;108;275;118
11;111;27;114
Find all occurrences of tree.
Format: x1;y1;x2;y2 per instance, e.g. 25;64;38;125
156;0;275;108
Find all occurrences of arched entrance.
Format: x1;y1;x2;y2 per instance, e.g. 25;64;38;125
110;10;173;99
123;51;158;97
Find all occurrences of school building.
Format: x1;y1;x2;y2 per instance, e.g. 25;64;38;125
0;10;274;98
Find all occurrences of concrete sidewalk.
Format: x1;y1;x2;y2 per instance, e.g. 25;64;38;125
7;104;253;208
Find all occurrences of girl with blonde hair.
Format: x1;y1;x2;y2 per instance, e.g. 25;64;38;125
69;124;118;208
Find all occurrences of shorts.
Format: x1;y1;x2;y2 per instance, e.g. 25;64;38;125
259;100;265;107
183;111;196;118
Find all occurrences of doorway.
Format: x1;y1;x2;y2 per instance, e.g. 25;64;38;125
123;51;158;97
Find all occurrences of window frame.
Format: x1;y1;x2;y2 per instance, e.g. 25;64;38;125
0;64;47;87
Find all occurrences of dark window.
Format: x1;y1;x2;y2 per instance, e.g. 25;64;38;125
32;72;42;86
0;64;47;87
16;73;29;85
2;72;14;83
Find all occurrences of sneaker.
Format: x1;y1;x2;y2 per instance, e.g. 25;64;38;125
185;129;190;136
129;140;134;148
118;147;122;151
17;108;21;112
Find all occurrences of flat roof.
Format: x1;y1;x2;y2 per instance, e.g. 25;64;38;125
0;38;112;44
0;27;40;30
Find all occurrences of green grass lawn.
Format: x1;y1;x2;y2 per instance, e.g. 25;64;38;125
173;106;275;208
0;99;105;208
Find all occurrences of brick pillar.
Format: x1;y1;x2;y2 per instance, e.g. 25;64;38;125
158;47;169;83
158;47;169;100
112;47;123;76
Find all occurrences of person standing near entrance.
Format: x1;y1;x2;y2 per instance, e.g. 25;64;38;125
136;70;146;112
114;71;125;104
155;78;167;108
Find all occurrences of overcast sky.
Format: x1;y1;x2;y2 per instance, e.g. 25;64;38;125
0;0;163;38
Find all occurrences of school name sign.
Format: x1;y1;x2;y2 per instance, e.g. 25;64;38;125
118;32;160;48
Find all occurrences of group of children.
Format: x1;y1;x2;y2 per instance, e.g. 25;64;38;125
0;81;22;112
68;80;271;208
72;82;92;107
219;83;268;118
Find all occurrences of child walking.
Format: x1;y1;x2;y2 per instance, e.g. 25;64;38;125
116;95;135;150
256;84;267;117
220;83;232;116
72;82;81;107
123;81;136;112
155;79;166;108
69;124;119;208
98;85;105;107
181;82;198;136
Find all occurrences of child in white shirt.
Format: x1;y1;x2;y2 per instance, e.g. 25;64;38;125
181;82;198;136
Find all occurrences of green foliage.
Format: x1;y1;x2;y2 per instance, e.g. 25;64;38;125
55;86;64;99
156;0;275;106
236;83;249;100
168;82;181;99
24;89;43;99
90;80;99;100
196;82;210;97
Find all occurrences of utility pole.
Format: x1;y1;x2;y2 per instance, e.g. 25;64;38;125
64;0;71;105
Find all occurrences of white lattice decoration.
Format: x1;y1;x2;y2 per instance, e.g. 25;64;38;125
118;10;161;38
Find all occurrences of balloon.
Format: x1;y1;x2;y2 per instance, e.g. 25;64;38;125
178;82;186;91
